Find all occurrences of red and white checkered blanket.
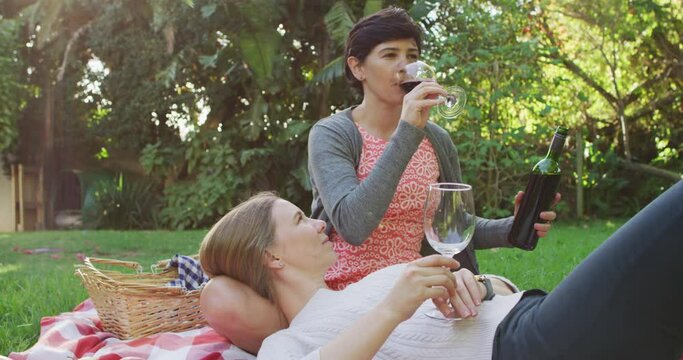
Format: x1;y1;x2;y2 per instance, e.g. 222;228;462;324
1;299;255;360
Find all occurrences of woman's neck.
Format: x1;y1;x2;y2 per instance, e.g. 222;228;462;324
273;272;329;323
353;95;403;140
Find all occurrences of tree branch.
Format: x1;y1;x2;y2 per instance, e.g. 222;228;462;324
538;15;618;105
623;66;673;105
652;27;683;64
626;92;682;122
617;158;682;182
57;20;93;82
559;57;618;105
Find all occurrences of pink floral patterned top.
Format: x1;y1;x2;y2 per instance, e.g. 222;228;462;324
324;124;440;290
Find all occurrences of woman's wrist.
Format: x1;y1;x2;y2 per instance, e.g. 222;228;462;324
490;278;516;295
482;274;520;294
397;118;427;135
477;281;488;301
376;299;410;325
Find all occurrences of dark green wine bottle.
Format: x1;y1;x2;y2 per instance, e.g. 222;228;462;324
509;126;568;250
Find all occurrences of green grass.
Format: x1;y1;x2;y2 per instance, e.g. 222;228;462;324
0;220;624;356
478;219;625;290
0;230;206;356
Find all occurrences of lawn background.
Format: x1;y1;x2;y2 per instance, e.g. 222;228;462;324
0;219;624;356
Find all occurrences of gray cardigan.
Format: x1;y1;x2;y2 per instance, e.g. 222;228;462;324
308;107;513;273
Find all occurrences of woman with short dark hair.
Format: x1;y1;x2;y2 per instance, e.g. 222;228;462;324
308;6;558;290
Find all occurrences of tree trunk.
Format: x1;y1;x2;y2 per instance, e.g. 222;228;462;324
576;127;584;218
616;102;632;161
317;20;330;120
41;80;54;230
319;70;330;119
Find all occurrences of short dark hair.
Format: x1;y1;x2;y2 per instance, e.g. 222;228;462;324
344;7;423;94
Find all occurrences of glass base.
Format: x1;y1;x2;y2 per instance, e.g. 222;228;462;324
424;309;463;321
436;86;467;119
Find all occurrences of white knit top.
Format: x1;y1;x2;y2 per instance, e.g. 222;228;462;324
257;264;524;360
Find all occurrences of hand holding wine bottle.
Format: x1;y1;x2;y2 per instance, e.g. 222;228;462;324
513;190;560;239
509;126;567;250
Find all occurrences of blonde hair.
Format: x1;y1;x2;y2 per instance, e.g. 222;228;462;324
199;192;279;301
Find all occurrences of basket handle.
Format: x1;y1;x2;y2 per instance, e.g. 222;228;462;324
86;257;143;273
151;254;201;274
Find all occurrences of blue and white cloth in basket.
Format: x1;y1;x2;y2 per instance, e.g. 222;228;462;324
166;254;209;291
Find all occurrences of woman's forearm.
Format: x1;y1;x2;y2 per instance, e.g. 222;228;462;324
490;277;517;295
472;216;514;249
200;276;285;354
309;121;424;245
318;257;463;359
319;300;404;360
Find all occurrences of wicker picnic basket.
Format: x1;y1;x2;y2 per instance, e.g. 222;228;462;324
75;257;206;339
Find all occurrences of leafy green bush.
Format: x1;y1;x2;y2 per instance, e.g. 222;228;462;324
0;19;30;169
141;124;311;230
141;130;261;230
82;173;161;229
580;144;676;218
452;122;560;219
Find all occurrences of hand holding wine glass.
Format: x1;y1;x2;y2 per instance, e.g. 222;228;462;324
423;183;477;320
397;61;467;120
424;183;476;257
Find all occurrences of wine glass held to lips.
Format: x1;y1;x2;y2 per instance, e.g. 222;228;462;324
423;182;476;320
397;61;467;119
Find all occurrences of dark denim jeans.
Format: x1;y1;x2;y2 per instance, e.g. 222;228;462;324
493;181;683;360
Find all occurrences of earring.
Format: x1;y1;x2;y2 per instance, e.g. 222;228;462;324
277;260;284;268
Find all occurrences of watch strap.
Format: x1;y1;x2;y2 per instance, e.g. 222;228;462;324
475;275;495;301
